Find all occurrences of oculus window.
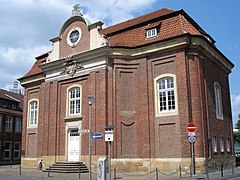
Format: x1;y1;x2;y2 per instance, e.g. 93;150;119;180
67;27;82;47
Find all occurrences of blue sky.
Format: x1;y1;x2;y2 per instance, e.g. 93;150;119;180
0;0;239;124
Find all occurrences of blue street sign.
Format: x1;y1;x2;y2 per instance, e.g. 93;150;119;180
92;133;103;140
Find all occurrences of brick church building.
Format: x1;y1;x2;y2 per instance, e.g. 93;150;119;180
19;6;234;172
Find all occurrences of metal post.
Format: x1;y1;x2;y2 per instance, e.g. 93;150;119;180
19;165;22;175
220;164;223;177
191;142;194;180
179;166;182;178
156;168;159;180
88;100;92;180
114;167;116;180
47;166;51;178
109;141;112;180
79;167;81;179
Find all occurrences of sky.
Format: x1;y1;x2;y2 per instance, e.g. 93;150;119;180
0;0;239;124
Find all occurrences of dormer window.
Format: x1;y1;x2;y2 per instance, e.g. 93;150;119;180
146;28;157;38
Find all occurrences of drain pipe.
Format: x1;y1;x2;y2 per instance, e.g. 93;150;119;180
185;34;193;124
185;34;195;176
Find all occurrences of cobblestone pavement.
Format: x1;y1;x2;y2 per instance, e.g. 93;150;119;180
1;165;240;180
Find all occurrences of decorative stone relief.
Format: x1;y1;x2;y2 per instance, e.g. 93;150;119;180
61;56;84;77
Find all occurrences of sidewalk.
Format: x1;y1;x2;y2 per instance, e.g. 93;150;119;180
182;167;240;180
1;165;240;179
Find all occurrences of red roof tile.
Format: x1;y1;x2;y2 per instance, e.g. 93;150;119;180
101;8;205;47
20;53;48;79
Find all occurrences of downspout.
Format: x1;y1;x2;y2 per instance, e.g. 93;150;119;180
185;34;195;174
185;34;193;123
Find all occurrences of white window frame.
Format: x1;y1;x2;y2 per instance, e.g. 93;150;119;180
212;136;217;153
214;82;223;119
28;99;39;128
5;116;13;132
146;28;157;38
0;114;2;132
220;137;224;152
15;117;21;133
14;142;21;160
226;138;230;152
66;85;82;117
154;74;178;117
4;141;12;160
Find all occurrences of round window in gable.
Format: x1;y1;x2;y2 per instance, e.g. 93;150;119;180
67;27;82;47
70;30;79;43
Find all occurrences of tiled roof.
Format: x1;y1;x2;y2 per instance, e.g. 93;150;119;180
0;88;23;111
20;8;210;79
101;8;175;35
20;53;48;79
101;9;204;47
0;89;23;103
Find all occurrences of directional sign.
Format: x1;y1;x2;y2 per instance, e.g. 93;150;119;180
188;132;196;137
188;136;196;143
105;131;114;142
187;123;196;132
92;133;103;140
79;129;90;133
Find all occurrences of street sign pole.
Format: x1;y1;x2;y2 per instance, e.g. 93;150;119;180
187;123;196;179
191;142;194;180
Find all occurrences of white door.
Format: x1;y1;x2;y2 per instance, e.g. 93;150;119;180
68;129;80;162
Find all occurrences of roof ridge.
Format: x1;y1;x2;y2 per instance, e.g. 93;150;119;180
102;8;176;35
179;14;185;33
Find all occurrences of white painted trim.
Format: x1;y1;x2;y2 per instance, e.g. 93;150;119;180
214;82;223;120
67;27;82;47
154;74;178;117
27;99;39;128
66;84;83;118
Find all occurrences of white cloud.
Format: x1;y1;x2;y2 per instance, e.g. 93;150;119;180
0;0;158;89
80;0;157;26
231;94;240;126
0;45;50;89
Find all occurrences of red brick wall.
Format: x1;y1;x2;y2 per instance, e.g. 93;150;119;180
59;20;90;58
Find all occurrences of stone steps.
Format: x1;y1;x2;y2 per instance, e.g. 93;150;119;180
43;161;89;173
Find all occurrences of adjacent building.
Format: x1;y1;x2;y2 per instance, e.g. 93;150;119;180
0;89;23;165
19;6;234;172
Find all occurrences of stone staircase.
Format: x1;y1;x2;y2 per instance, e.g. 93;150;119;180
43;161;89;173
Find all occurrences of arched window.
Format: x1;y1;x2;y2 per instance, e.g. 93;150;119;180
214;82;223;119
28;99;38;127
68;87;81;116
154;74;178;117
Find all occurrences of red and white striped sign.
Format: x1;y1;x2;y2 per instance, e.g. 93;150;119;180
187;123;196;132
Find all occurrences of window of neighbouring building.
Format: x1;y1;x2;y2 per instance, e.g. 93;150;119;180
67;86;82;116
212;136;217;153
220;137;224;152
14;142;21;160
2;100;7;107
0;114;2;132
4;141;12;160
226;138;230;152
28;99;38;127
15;117;21;133
214;82;223;119
146;28;157;38
5;116;13;132
154;74;178;117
